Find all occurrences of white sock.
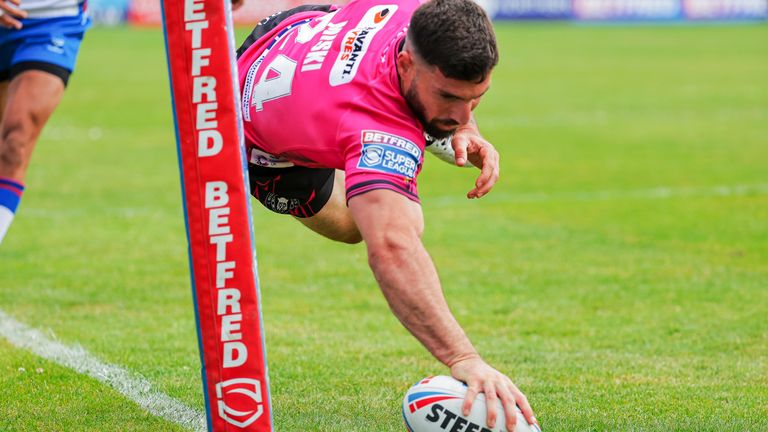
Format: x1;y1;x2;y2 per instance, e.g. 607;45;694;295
0;206;14;244
0;177;24;245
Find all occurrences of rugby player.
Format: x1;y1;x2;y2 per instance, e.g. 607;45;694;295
0;0;89;244
237;0;539;429
0;0;248;245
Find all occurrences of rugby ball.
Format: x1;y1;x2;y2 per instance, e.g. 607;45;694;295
403;376;541;432
424;135;475;168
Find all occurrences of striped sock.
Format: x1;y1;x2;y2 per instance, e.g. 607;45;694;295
0;177;25;244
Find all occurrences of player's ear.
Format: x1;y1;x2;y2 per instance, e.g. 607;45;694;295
396;49;415;78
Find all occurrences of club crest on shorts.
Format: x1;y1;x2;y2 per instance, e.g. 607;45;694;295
265;193;301;213
215;378;264;428
357;130;421;179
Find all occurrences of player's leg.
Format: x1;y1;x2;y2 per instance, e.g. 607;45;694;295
249;163;362;244
295;170;362;244
0;9;89;245
0;70;65;243
0;80;12;243
0;70;65;179
0;81;9;121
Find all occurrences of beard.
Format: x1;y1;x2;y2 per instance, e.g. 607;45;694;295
404;81;457;140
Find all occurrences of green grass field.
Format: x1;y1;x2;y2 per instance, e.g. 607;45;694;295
1;22;767;431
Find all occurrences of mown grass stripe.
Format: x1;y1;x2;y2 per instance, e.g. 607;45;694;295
429;183;768;206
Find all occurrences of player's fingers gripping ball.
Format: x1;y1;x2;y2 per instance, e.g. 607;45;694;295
403;376;542;432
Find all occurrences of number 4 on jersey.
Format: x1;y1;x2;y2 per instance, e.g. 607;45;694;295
252;54;297;111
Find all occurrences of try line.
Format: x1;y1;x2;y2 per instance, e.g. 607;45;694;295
0;308;206;432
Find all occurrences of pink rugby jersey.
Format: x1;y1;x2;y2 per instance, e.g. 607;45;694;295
238;0;427;203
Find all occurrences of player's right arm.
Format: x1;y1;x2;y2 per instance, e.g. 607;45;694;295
0;0;27;29
348;189;538;431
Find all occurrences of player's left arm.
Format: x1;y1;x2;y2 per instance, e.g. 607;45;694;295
451;114;500;199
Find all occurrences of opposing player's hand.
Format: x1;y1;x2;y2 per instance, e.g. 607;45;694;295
451;126;500;199
451;356;538;431
0;0;27;29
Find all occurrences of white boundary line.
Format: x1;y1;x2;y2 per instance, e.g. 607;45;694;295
0;308;206;432
428;183;768;207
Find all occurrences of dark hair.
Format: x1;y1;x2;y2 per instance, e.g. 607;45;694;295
408;0;499;83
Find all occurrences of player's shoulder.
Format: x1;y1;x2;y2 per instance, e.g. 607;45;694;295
337;0;425;20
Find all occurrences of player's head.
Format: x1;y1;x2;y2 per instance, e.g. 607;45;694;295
397;0;498;139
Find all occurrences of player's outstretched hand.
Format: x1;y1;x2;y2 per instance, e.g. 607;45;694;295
451;125;500;199
0;0;27;29
450;356;539;431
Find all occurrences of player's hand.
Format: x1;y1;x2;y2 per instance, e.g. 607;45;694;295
450;356;539;431
231;0;244;11
0;0;27;29
451;125;500;199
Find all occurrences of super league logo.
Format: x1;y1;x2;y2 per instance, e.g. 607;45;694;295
216;378;264;428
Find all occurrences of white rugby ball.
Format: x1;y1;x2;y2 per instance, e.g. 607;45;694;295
403;376;541;432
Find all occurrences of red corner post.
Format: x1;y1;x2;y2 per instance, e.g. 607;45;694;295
161;0;273;430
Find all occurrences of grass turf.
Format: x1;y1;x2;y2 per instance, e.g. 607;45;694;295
1;22;766;431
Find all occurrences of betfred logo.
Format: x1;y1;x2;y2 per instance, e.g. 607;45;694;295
329;5;398;86
216;378;264;428
357;130;421;179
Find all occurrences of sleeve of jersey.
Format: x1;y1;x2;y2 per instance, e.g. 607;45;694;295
343;128;425;204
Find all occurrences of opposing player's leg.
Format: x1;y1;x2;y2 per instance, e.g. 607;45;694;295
0;70;65;179
0;70;65;243
0;80;8;120
296;170;362;244
0;7;89;245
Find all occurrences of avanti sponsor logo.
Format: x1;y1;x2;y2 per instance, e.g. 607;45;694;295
373;7;391;23
329;5;398;86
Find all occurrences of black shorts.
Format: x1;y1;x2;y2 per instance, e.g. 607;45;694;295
0;61;71;86
248;163;335;218
239;4;337;218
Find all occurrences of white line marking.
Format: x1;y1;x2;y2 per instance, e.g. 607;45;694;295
428;183;768;207
0;308;207;432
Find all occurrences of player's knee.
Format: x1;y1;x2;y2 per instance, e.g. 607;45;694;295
0;121;35;171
